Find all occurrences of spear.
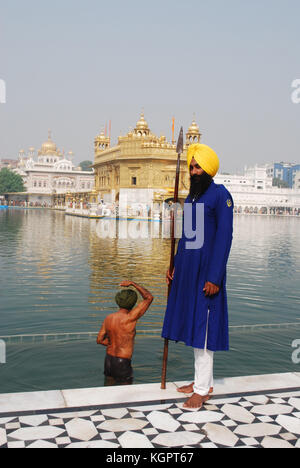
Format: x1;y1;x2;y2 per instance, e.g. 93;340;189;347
161;126;184;390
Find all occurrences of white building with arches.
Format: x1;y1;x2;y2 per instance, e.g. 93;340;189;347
215;165;300;215
11;131;94;206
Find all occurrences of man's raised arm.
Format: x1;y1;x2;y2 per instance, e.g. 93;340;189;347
120;280;153;322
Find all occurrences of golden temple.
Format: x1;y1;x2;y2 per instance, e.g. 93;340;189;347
93;112;202;206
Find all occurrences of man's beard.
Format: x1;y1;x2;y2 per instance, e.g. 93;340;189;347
189;172;213;201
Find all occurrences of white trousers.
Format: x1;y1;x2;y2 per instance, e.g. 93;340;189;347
193;347;214;396
193;308;214;396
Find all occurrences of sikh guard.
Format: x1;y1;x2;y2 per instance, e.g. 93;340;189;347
162;143;234;408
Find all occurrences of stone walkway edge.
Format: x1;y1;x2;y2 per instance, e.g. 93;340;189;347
1;372;300;416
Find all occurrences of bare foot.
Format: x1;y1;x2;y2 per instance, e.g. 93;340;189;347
177;383;214;395
183;393;211;409
177;383;195;394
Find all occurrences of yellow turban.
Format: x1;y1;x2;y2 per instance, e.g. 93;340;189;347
187;143;220;177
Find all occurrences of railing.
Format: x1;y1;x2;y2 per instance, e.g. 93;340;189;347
1;321;300;344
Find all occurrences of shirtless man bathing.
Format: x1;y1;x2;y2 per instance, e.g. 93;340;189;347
97;281;153;384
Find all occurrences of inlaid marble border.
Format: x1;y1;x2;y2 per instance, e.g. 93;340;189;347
1;389;300;449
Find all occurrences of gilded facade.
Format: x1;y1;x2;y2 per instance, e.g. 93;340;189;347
93;113;202;206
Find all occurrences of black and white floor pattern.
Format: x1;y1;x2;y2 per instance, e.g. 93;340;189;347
1;389;300;448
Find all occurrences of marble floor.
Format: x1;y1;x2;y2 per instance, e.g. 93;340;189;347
0;373;300;448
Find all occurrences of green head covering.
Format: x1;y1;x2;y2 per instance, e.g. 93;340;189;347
115;289;138;311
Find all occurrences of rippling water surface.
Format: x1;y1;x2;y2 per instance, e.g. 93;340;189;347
0;209;300;393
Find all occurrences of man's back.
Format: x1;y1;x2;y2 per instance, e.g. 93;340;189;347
104;310;137;360
97;281;153;364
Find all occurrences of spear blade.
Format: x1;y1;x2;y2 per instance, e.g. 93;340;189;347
176;126;184;155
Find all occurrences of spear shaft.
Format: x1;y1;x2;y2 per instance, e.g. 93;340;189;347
161;127;183;390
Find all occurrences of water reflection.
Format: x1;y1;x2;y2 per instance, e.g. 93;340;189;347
88;219;173;333
0;210;300;392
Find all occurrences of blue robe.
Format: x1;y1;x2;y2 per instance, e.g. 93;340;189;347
162;181;234;352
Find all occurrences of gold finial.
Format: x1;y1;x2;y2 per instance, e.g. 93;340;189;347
188;118;200;133
135;111;149;131
48;129;52;140
186;116;201;146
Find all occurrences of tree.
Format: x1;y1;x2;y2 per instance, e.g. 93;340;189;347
79;160;93;172
0;168;25;194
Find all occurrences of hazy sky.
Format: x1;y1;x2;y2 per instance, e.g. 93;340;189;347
0;0;299;173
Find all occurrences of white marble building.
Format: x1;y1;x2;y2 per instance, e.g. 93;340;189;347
215;164;273;191
293;170;300;189
215;164;300;214
12;132;94;205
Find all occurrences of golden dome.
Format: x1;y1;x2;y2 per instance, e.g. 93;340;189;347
186;119;201;146
96;131;110;142
98;131;106;140
136;112;149;130
188;120;200;134
40;130;58;154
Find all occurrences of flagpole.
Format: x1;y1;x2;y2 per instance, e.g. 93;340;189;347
172;117;175;145
161;127;183;390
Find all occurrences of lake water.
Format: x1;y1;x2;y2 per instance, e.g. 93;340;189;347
0;208;300;393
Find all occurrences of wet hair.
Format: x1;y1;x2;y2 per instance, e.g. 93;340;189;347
115;289;138;311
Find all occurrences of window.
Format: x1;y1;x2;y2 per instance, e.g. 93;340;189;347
132;177;137;186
